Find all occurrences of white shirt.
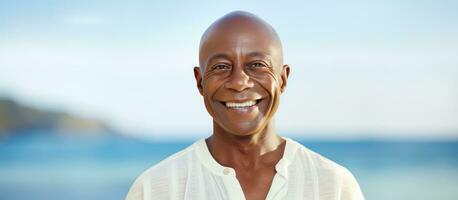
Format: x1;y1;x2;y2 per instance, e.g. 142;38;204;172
125;137;365;200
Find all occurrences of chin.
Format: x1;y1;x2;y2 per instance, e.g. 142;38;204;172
221;121;266;137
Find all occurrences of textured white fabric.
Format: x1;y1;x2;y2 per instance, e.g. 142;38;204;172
125;137;365;200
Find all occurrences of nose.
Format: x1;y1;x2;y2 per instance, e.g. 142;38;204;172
225;67;254;92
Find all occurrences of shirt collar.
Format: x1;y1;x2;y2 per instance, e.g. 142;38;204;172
194;136;298;179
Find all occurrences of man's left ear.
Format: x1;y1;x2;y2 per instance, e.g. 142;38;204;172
280;64;291;93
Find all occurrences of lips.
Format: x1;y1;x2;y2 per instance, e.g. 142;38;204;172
219;99;262;109
225;100;256;109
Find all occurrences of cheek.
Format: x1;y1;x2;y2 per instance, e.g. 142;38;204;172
202;76;225;114
251;72;281;97
203;76;225;97
251;73;282;115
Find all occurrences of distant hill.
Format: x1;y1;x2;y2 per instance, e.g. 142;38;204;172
0;97;110;135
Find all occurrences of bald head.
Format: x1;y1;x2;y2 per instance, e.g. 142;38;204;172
199;11;284;72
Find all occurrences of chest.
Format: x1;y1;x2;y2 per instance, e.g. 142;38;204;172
235;167;277;200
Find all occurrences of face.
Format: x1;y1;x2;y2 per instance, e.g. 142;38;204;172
194;18;290;136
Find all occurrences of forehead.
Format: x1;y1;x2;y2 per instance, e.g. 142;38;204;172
201;33;277;59
199;17;282;67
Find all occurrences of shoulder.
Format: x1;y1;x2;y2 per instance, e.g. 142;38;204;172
287;138;365;199
142;141;196;177
287;138;345;173
125;140;200;200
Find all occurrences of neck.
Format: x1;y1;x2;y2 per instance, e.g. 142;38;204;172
206;120;285;169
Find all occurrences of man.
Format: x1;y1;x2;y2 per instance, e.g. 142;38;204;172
126;11;364;200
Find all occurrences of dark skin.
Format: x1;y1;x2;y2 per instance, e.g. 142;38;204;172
193;11;291;200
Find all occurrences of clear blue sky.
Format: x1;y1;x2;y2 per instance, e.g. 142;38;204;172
1;0;457;139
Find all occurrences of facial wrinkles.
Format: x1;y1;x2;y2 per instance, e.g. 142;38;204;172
201;31;283;119
203;49;280;84
201;65;219;118
252;51;283;121
232;70;280;123
245;42;282;84
259;70;281;120
203;67;277;121
202;49;282;100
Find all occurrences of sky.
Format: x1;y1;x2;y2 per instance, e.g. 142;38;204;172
0;0;457;140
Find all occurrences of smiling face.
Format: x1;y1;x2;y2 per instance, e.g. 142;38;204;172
194;12;290;136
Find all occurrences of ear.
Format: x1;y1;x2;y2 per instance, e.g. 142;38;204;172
193;66;204;96
280;64;291;93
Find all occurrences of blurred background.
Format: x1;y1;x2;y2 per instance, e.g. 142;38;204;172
1;0;457;199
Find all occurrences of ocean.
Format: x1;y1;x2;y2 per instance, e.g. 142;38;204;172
0;131;457;200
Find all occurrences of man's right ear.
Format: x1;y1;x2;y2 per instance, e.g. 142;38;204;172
193;66;204;96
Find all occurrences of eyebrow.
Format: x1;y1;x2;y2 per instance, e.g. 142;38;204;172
246;52;271;59
206;53;231;65
246;52;274;66
205;52;274;66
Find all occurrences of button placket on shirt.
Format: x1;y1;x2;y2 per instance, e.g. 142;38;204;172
221;167;245;200
265;158;290;200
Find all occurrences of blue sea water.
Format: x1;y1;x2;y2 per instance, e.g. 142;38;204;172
0;131;457;200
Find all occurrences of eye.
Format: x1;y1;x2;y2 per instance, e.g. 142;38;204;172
213;63;230;70
250;62;268;68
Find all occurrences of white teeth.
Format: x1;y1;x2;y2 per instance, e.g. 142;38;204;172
225;100;257;108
